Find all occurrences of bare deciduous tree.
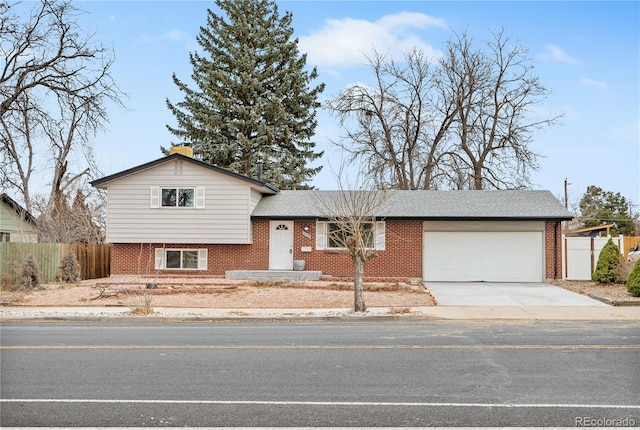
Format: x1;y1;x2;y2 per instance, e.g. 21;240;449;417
35;186;104;244
440;29;562;190
314;171;388;312
326;49;457;190
0;0;124;214
326;30;562;191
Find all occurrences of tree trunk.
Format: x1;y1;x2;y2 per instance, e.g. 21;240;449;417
353;256;366;312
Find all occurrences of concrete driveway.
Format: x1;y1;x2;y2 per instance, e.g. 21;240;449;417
425;282;609;307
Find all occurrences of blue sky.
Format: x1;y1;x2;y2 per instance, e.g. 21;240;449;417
69;0;638;210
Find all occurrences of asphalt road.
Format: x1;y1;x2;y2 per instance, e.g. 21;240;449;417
1;321;639;427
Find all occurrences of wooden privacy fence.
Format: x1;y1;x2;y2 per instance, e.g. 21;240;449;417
0;243;110;282
623;236;640;255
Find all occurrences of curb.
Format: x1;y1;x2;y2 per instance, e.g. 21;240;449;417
589;295;640;307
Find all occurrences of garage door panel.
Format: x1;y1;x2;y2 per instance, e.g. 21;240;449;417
424;231;544;282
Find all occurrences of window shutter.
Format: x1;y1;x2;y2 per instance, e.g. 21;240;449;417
195;187;205;208
375;221;386;250
198;249;208;270
316;221;326;250
150;187;160;208
154;248;164;269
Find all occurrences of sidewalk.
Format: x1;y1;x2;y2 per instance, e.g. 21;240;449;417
1;305;639;321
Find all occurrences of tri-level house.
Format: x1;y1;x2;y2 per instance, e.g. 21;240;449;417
91;148;573;282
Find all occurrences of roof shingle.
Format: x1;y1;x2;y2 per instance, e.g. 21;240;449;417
252;189;573;220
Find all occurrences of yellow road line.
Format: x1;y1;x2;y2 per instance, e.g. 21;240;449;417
1;344;639;350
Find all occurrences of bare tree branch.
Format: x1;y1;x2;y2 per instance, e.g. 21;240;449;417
314;166;389;312
442;29;563;189
0;0;125;234
325;49;457;190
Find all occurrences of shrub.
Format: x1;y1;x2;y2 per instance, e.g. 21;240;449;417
19;254;42;291
123;289;154;315
1;261;22;291
56;249;81;283
592;238;622;283
627;259;640;297
615;260;634;284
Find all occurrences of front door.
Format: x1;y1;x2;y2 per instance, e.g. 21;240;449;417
269;221;293;270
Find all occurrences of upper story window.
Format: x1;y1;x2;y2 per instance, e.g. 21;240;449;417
0;232;10;242
150;186;205;209
162;188;194;207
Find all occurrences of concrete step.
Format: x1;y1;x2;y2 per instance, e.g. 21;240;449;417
225;270;322;282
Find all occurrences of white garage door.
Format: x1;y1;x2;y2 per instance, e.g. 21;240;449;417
423;231;544;282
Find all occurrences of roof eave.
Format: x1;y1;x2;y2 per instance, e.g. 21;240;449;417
0;193;38;225
90;153;279;195
251;215;575;221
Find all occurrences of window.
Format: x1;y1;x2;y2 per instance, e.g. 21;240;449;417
150;187;205;208
327;222;374;249
155;248;208;270
316;221;385;251
0;232;10;242
162;187;194;207
166;250;198;269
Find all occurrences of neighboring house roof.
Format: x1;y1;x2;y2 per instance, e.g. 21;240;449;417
252;189;574;220
0;193;37;225
90;153;279;194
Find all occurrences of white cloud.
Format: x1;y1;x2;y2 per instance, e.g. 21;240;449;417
580;77;608;92
136;30;191;47
537;44;582;65
298;12;446;69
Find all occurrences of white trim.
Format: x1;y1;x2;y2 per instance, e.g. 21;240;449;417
195;187;206;209
198;249;208;270
375;221;385;251
154;248;164;269
150;187;160;208
315;221;326;250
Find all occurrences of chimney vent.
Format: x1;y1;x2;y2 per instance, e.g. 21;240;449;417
257;160;264;180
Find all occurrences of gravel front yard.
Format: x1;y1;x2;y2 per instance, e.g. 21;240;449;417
1;277;638;308
550;279;640;305
0;277;435;309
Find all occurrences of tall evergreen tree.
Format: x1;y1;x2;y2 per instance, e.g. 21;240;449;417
166;0;325;189
579;185;636;236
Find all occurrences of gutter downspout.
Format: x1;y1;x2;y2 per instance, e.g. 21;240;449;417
553;221;558;279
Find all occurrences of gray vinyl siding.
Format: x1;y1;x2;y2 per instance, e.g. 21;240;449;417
105;159;256;244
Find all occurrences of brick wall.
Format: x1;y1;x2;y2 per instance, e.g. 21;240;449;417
544;220;563;280
111;219;423;278
110;219;564;280
292;220;423;278
111;221;271;276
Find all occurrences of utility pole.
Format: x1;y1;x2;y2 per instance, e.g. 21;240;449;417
564;178;569;209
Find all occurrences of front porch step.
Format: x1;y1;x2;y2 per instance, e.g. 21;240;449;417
225;270;322;282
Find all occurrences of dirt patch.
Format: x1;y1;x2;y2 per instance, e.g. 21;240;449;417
3;277;637;308
0;277;435;309
550;279;640;305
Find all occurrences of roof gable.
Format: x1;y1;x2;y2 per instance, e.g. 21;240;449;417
0;193;37;225
90;153;278;195
252;189;573;220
